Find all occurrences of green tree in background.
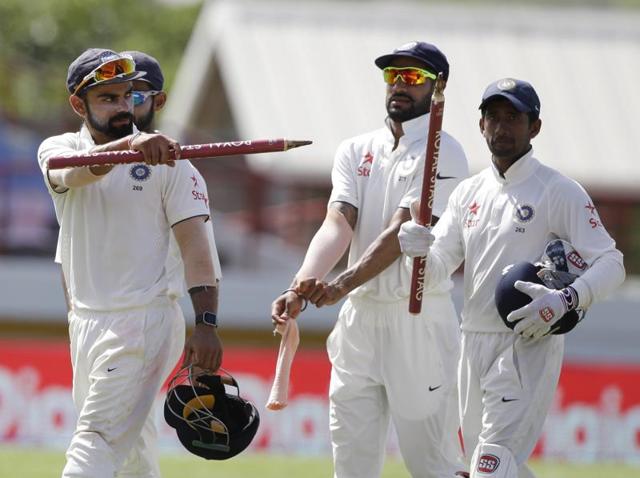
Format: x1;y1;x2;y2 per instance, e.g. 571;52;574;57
0;0;202;134
1;0;639;134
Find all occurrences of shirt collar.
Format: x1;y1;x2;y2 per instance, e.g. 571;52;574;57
491;147;539;185
384;113;431;145
79;124;97;145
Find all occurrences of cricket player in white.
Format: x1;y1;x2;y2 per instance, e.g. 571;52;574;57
272;42;469;478
398;78;626;478
37;48;223;478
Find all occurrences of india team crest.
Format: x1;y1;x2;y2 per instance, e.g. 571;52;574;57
130;164;151;182
497;78;516;91
514;204;535;223
395;41;418;52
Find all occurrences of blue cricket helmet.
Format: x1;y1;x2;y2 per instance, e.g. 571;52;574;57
495;261;583;335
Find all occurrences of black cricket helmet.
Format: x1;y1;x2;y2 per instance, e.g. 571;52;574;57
495;240;588;335
164;365;260;460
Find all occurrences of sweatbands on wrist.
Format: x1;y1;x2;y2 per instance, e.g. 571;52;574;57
282;288;308;312
560;286;579;312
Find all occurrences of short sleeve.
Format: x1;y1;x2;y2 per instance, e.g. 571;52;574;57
328;139;359;209
163;161;211;226
37;133;89;194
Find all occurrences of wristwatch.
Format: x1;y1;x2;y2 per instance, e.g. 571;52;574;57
195;311;218;327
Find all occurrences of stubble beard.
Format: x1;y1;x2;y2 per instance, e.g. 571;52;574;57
86;103;134;140
386;95;430;123
134;107;155;133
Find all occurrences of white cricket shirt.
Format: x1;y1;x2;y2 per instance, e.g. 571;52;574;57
329;113;469;302
165;168;223;299
426;148;625;332
38;125;211;311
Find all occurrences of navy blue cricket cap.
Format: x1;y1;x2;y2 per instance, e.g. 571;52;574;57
66;48;146;94
479;78;541;118
120;51;164;90
375;41;450;80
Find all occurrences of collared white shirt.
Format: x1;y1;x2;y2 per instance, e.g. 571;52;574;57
427;148;625;332
38;125;211;311
329;113;469;302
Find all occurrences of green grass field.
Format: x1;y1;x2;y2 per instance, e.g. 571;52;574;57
1;447;637;477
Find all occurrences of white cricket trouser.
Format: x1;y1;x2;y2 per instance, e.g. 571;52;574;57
458;331;564;475
327;294;461;478
62;297;185;478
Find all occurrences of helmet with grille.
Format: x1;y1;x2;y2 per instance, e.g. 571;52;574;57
164;366;260;460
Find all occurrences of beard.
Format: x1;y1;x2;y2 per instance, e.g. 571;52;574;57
134;107;155;133
386;93;430;122
86;104;134;139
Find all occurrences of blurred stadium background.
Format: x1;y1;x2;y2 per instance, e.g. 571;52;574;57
1;0;639;476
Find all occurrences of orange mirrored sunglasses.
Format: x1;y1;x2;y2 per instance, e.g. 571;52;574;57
383;67;436;86
73;56;136;95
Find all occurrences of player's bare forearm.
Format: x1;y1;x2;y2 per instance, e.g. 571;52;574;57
184;285;222;370
292;201;356;292
294;201;357;286
271;202;355;322
46;135;136;188
313;207;411;306
174;216;216;289
47;161;114;188
175;215;222;370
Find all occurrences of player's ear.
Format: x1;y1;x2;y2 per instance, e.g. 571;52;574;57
529;118;542;139
479;116;485;134
69;94;87;118
153;91;167;112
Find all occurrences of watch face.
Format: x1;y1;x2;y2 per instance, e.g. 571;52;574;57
202;312;217;326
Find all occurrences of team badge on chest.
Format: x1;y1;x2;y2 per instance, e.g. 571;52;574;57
514;204;535;223
130;164;152;182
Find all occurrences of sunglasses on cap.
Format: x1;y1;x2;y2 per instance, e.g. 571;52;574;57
73;56;136;96
132;90;161;106
383;67;437;86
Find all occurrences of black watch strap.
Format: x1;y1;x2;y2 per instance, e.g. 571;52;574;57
195;311;218;327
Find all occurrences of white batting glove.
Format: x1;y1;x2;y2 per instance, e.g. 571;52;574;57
506;281;578;340
398;220;434;258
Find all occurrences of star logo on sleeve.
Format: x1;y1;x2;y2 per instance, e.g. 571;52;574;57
469;201;480;215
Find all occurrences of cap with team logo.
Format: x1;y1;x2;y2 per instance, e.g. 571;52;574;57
374;41;449;80
66;48;146;94
479;78;541;118
120;50;164;90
